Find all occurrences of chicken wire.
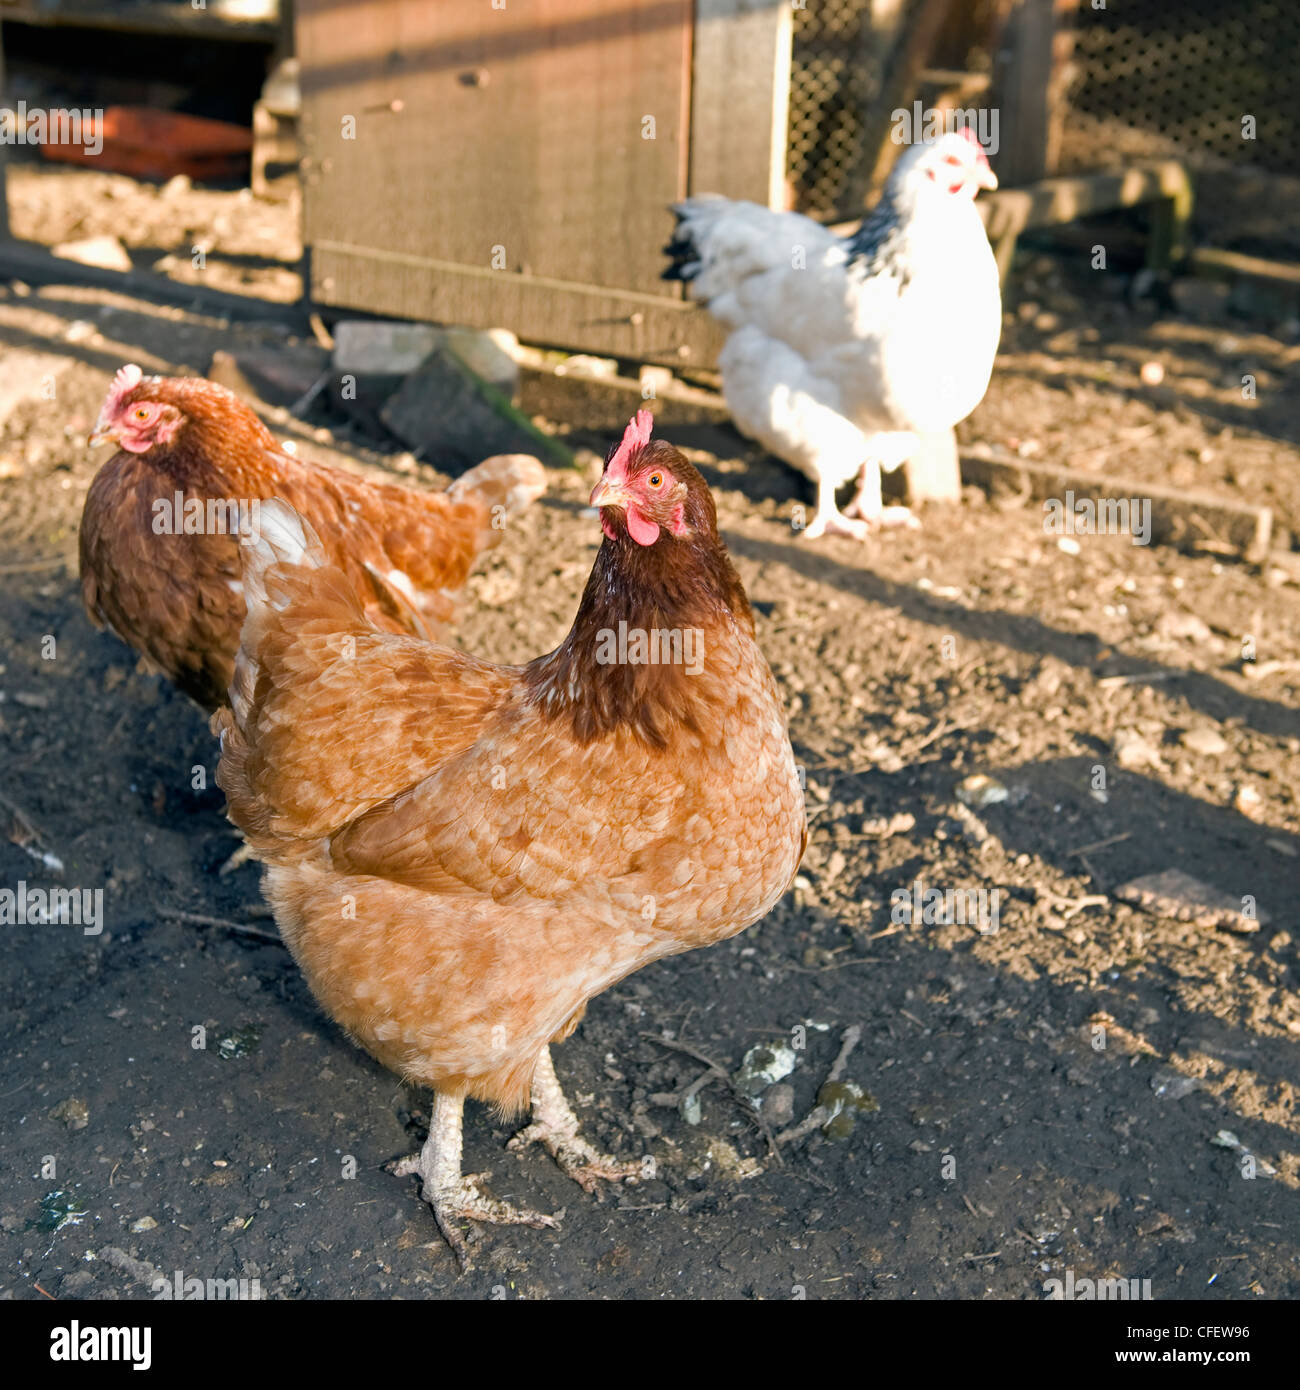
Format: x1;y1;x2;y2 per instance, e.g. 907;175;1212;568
786;0;879;218
1060;0;1291;175
788;0;1297;252
1059;0;1298;255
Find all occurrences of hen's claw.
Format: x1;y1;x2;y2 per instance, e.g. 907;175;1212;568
512;1047;641;1195
508;1120;642;1194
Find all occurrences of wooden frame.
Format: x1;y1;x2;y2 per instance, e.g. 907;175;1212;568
298;0;789;366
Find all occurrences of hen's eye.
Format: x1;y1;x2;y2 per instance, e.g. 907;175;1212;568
647;472;663;489
134;406;150;421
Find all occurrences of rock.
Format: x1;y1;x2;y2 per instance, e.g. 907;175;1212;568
1180;727;1228;757
51;234;133;273
1139;360;1165;386
1114;729;1164;772
436;326;520;400
381;348;570;469
1115;868;1263;932
1154;610;1212;644
130;1216;158;1233
333;320;439;377
761;1083;796;1128
208;346;329;409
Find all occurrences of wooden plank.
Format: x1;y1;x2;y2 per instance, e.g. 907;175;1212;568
298;0;693;305
961;447;1273;560
1190;247;1300;290
689;0;791;206
310;241;726;367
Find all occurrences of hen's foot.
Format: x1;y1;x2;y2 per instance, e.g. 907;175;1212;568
390;1092;559;1270
802;509;871;541
842;500;920;530
510;1047;642;1195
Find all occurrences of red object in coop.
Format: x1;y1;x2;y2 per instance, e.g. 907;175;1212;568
39;106;251;182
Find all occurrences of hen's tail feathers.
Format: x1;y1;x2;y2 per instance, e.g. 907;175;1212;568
448;453;547;531
661;201;706;284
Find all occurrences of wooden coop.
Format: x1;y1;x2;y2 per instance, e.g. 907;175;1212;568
293;0;1185;367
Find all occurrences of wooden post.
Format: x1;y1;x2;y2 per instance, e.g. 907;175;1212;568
0;22;10;240
689;0;792;207
994;0;1078;187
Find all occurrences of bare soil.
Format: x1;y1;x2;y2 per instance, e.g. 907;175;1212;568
0;165;1297;1301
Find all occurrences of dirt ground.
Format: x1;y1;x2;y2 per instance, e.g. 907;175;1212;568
1;165;1297;1301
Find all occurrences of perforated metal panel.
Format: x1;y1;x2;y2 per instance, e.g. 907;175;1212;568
1060;1;1293;174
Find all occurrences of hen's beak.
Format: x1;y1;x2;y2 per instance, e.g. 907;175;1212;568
88;423;119;447
976;164;998;191
589;476;627;509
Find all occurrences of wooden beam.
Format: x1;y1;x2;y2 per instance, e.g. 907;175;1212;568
961;447;1273;561
689;0;792;206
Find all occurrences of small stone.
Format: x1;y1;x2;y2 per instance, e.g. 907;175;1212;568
956;773;1008;808
1139;361;1165;386
51;235;132;273
1150;1069;1198;1100
50;1097;89;1130
1115;729;1164;772
130;1216;158;1233
1234;785;1265;822
761;1083;796;1129
1180;727;1228;757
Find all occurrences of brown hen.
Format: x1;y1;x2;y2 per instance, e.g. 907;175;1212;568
213;411;806;1264
79;363;546;710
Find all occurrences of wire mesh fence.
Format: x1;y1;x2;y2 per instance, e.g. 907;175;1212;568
787;0;1294;254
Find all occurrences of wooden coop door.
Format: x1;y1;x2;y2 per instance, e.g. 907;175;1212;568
297;0;719;363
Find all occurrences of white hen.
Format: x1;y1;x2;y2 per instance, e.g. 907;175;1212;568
665;129;1002;539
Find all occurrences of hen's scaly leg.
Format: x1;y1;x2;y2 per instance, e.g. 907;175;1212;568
390;1090;559;1269
508;1047;643;1194
802;470;870;541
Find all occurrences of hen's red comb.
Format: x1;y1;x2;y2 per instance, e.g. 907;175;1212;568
106;363;143;415
958;125;991;163
605;409;654;482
